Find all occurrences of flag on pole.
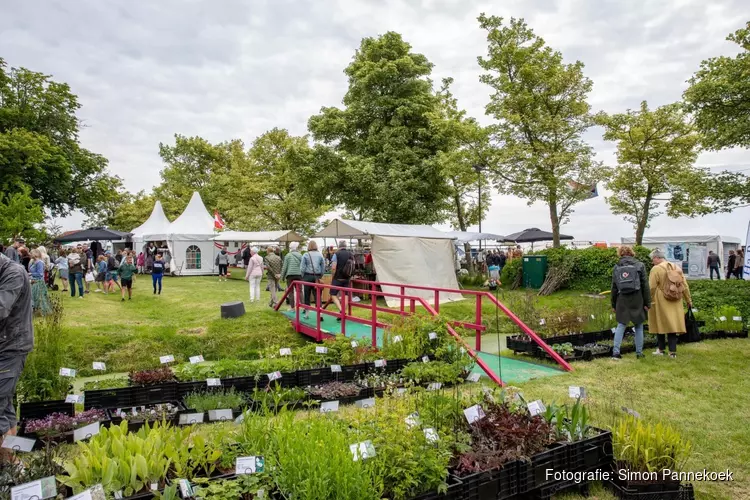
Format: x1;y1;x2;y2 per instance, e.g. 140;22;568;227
213;210;225;231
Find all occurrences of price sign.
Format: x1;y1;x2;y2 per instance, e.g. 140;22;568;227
719;316;727;322
466;373;481;383
1;435;36;452
356;398;375;409
350;440;376;461
206;378;221;387
393;335;402;343
11;477;56;500
374;359;387;368
569;386;586;399
424;428;439;443
427;382;442;391
65;394;83;404
59;368;76;377
316;346;328;354
235;456;265;475
159;355;175;364
73;422;100;442
279;348;292;356
189;355;204;364
320;401;339;413
351;340;359;348
428;332;438;340
527;400;546;416
209;409;234;421
463;404;485;424
733;316;743;322
422;356;430;363
267;371;282;381
178;413;205;425
330;364;342;373
405;412;420;428
92;362;106;371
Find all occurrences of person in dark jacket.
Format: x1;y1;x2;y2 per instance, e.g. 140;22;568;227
0;253;33;455
726;250;737;280
707;251;721;280
610;246;650;359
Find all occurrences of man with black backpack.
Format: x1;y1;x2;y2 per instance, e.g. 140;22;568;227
330;240;356;321
610;246;651;359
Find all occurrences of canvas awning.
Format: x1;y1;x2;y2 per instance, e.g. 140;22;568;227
54;227;131;243
211;230;305;243
314;219;451;239
442;231;505;243
504;227;573;243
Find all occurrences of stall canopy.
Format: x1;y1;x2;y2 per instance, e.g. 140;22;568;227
442;231;505;243
504;228;574;244
131;200;171;243
54;227;131;244
314;219;462;307
621;235;741;278
211;230;305;243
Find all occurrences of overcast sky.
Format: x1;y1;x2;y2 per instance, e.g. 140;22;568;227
3;0;749;243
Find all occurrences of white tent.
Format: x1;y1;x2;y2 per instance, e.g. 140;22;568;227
314;219;462;307
211;230;305;243
131;201;171;246
143;192;217;276
621;235;741;279
441;231;506;243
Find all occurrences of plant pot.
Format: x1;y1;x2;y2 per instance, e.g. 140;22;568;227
84;386;133;410
19;400;74;421
453;460;519;500
108;401;184;431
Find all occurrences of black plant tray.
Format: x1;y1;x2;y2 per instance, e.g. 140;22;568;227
720;330;749;339
307;387;373;406
527;476;592;499
19;416;111;447
248;397;309;414
365;358;411;375
255;371;298;389
454;460;520;500
568;428;613;471
518;442;569;493
107;401;184;432
19;400;74;421
85;383;178;410
607;479;694;500
408;474;463;500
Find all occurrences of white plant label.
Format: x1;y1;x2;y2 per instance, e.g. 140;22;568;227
527;400;546;417
611;327;616;334
422;356;430;363
150;483;158;491
320;401;339;413
464;405;485;424
427;382;442;391
330;364;342;373
73;422;100;442
11;476;56;500
539;318;546;325
428;332;438;340
719;316;727;322
591;314;596;319
316;346;328;354
236;456;265;474
569;386;586;399
92;362;106;371
733;316;743;322
396;388;407;396
466;373;481;383
356;398;375;409
351;340;359;348
405;412;420;428
424;428;439;443
234;413;245;424
279;348;292;356
114;491;123;500
267;371;282;381
209;409;234;421
393;335;402;343
59;367;76;377
177;479;194;499
1;435;36;452
206;378;221;387
159;355;175;364
459;347;466;354
65;394;83;404
68;484;104;500
178;413;205;425
189;355;204;364
374;359;387;368
350;440;376;461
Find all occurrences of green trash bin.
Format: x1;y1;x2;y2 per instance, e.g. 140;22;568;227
522;255;548;288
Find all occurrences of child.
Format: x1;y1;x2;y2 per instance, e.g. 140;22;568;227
95;255;108;294
152;253;165;294
137;251;145;274
106;252;121;294
119;254;137;301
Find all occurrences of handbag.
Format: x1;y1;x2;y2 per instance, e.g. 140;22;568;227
685;308;701;343
85;272;95;283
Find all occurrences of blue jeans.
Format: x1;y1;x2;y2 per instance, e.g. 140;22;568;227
613;323;643;355
152;274;163;293
70;272;84;297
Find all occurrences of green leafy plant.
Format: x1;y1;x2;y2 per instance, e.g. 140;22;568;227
401;361;465;384
612;416;693;474
193;475;271;500
184;389;247;412
551;343;574;356
82;377;129;392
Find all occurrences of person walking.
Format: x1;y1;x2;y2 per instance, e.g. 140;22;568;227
281;242;303;309
727;250;737;279
264;246;283;308
137;252;145;274
648;249;692;358
245;247;263;303
242;245;251;268
67;249;85;298
0;253;33;458
330;240;355;321
2;239;22;263
734;248;745;279
95;255;108;294
54;250;69;292
707;251;721;280
152;253;165;294
215;248;230;282
28;249;51;315
610;246;650;359
118;254;137;301
300;241;326;316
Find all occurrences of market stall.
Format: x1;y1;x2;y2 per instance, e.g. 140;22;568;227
621;235;741;278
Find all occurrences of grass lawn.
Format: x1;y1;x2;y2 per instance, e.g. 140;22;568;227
57;277;749;498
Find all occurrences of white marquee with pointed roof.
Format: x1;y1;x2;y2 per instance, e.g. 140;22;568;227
131;200;171;243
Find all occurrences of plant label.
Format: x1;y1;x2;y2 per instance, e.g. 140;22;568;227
459;347;466;354
356;398;375;409
316;346;328;354
234;413;245;424
719;316;727;322
177;479;194;499
73;422;100;442
466;373;481;383
68;484;104;500
330;364;342;373
208;409;234;421
65;394;83;404
236;456;265;475
114;491;123;499
464;405;485;424
374;359;387;368
267;371;282;381
539;318;546;325
320;401;339;413
159;355;175;364
393;335;402;343
206;378;221;387
691;308;697;312
527;400;546;417
622;406;641;418
1;435;35;452
178;413;205;425
427;382;442;391
189;355;204;364
591;314;596;319
59;367;76;377
733;316;743;322
11;476;56;500
577;317;584;323
611;327;616;334
396;388;407;396
256;489;266;498
150;483;158;491
350;440;376;461
422;356;430;363
92;362;106;371
428;332;438;340
405;412;420;428
569;386;586;399
424;428;439;443
351;340;359;348
279;348;292;356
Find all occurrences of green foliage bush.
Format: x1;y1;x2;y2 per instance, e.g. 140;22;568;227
690;280;750;326
500;259;522;287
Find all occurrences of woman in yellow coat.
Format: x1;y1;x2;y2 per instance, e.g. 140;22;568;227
647;249;692;358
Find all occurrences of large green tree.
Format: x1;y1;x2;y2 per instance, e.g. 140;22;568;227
0;187;45;243
477;15;604;247
86;189;158;232
307;32;451;224
0;58;118;217
683;22;750;150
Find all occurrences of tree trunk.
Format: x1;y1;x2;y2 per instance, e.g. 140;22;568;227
634;186;653;246
549;202;561;248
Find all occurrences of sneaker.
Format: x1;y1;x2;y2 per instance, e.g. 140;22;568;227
652;349;664;356
611;353;622;360
129;297;132;300
79;296;84;299
268;300;275;308
669;353;677;359
636;353;644;359
121;298;125;302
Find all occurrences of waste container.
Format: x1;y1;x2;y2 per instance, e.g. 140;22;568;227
522;255;548;288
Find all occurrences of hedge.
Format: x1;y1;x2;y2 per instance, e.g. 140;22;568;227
689;279;750;322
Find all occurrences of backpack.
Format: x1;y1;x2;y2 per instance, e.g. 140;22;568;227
340;252;356;279
614;263;640;294
662;262;685;301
